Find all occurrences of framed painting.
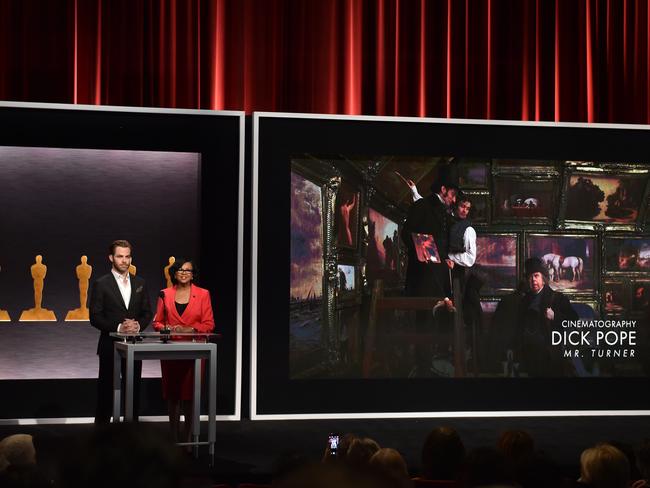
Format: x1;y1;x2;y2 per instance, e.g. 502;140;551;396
336;263;361;306
604;237;650;273
475;233;518;294
560;162;650;231
603;280;628;316
463;190;490;224
632;280;650;313
525;233;597;293
366;207;401;287
493;175;556;224
290;171;324;304
289;160;339;380
335;180;361;250
457;160;489;188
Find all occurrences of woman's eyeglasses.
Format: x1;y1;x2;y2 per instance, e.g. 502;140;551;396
177;269;194;274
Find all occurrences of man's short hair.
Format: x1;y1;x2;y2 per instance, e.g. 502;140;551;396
431;180;459;195
108;240;133;256
456;191;472;205
421;426;465;480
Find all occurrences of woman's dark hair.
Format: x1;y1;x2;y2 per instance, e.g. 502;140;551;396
169;257;199;285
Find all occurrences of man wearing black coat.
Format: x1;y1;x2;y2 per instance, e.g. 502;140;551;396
401;180;458;376
516;257;579;377
89;240;152;423
402;180;458;298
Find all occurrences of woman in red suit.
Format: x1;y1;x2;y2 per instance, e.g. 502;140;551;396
153;258;215;442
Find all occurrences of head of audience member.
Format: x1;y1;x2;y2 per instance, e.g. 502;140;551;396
59;423;184;488
169;257;198;286
524;257;549;294
608;440;642;481
0;434;49;488
337;433;359;463
421;426;465;480
345;437;381;470
455;191;472;221
580;443;630;488
497;430;535;464
637;439;650;482
369;448;410;487
0;434;36;471
462;446;515;488
431;181;459;208
496;430;537;485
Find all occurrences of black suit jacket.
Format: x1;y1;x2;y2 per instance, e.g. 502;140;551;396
516;285;579;375
89;273;153;357
401;194;451;296
518;285;578;335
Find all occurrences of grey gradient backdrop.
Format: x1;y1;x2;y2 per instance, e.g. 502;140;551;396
0;146;200;379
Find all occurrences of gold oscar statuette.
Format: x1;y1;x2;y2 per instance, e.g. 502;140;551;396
129;263;136;276
0;264;10;321
65;255;93;321
163;256;175;288
19;255;57;321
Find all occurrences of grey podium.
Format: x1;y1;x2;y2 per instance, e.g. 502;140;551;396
110;333;218;463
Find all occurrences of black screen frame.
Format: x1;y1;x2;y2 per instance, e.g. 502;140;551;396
252;112;650;418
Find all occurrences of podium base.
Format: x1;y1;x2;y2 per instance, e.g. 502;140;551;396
19;308;57;321
65;308;89;321
0;309;10;321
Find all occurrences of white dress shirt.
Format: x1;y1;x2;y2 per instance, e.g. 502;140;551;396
410;186;423;202
448;226;477;267
111;269;136;332
111;268;131;308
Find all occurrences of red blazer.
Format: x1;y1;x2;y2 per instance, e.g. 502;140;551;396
153;284;215;333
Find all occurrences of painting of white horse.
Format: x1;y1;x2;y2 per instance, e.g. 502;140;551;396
560;256;583;281
542;253;562;282
527;235;595;292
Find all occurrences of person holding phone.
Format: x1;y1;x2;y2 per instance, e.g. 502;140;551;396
153;258;215;443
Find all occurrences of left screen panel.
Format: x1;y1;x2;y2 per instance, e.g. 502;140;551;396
0;146;200;380
0;104;243;420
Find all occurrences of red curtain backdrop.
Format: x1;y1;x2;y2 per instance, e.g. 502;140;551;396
1;0;649;123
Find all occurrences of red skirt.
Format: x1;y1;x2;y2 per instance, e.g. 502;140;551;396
160;359;205;401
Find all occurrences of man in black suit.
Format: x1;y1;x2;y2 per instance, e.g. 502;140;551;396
402;180;458;298
90;240;152;423
402;180;458;376
515;257;579;377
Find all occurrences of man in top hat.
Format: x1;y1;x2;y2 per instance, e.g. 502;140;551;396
516;257;579;377
401;179;458;376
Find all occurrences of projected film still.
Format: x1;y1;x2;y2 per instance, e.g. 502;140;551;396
289;157;650;380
